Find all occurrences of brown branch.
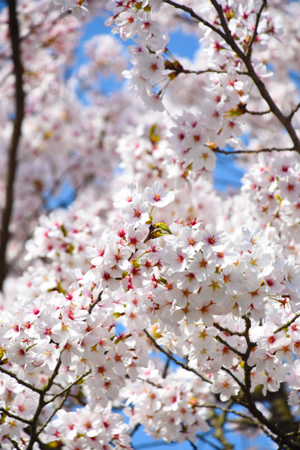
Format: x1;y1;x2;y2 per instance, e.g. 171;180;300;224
0;366;42;394
240;315;300;449
212;146;295;155
162;357;170;378
88;290;103;314
162;0;226;40
143;328;212;384
0;0;25;291
246;0;267;58
188;439;197;450
221;366;246;392
213;322;244;337
37;391;68;437
244;108;271;115
26;355;62;450
197;403;258;424
209;0;300;151
44;369;91;405
7;437;22;450
165;0;300;152
200;403;274;440
0;407;32;426
274;313;300;334
215;335;245;359
288;102;300;121
129;423;141;437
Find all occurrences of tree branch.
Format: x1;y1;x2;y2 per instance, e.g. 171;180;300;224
7;437;22;450
209;0;300;151
37;391;68;437
215;335;245;359
0;366;42;394
0;0;25;290
162;0;226;40
244;108;271;115
129;423;141;437
213;322;244;337
143;329;212;384
165;0;300;152
0;407;32;426
44;369;91;405
212;146;295;155
246;0;267;58
88;290;103;314
274;313;300;334
288;102;300;121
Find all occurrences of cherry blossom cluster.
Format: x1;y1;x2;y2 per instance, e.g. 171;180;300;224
121;364;211;443
241;151;300;256
0;0;140;273
42;404;132;449
105;0;170;110
2;178;300;447
2;0;300;448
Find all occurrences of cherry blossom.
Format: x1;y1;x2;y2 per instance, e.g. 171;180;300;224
1;0;300;448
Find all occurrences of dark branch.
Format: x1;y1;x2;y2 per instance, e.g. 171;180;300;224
246;0;267;58
129;423;141;437
143;329;212;384
37;391;68;437
88;290;103;314
274;313;300;334
288;102;300;121
0;0;25;290
209;0;300;151
213;322;244;337
0;407;32;426
166;0;300;152
212;146;295;155
244;108;271;115
163;0;226;40
44;369;91;405
0;366;42;394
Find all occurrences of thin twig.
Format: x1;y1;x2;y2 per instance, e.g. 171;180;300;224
37;391;68;436
213;322;244;337
215;335;245;358
163;0;226;40
162;357;170;378
212;146;295;155
274;313;300;334
0;407;32;426
221;366;246;392
188;439;197;450
44;369;91;404
88;290;103;314
7;437;22;450
143;329;212;384
246;0;267;58
0;366;42;394
129;423;141;437
244;108;271;115
288;102;300;120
